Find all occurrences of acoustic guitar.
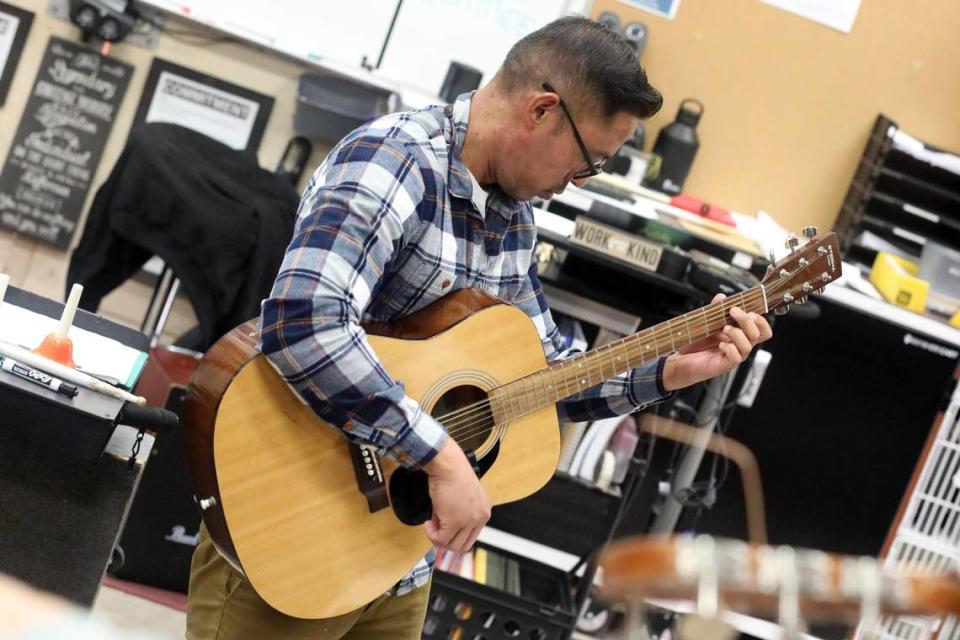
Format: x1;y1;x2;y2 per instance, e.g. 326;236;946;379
183;230;841;619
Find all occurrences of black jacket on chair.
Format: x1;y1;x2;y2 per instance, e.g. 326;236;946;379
67;123;299;351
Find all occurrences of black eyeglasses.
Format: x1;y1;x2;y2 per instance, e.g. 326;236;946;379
542;82;605;179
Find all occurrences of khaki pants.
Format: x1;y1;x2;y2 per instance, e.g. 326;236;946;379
186;525;431;640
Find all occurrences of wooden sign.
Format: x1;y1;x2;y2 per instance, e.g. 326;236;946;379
569;215;663;272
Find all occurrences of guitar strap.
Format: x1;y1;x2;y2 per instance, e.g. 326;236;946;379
347;443;389;512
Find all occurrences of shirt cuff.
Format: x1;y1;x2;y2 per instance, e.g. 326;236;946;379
655;355;674;399
388;404;450;469
628;357;675;407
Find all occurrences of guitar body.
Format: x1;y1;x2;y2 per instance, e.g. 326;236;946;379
183;289;560;619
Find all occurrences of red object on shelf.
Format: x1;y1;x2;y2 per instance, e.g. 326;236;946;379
670;193;736;227
33;333;76;368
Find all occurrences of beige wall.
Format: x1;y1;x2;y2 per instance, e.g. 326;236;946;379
0;0;331;336
3;1;959;333
590;0;960;235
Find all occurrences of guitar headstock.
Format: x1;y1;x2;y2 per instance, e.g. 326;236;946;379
761;227;842;315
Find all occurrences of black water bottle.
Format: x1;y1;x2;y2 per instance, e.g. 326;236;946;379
647;98;703;195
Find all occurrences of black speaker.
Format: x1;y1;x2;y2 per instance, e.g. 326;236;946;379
439;61;483;103
69;0;135;42
111;350;201;593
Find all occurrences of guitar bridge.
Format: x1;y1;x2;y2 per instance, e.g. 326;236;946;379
347;443;389;513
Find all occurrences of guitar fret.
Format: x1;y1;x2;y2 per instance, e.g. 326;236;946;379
496;282;779;424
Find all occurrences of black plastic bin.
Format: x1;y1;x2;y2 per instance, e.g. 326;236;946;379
294;73;397;142
423;542;576;640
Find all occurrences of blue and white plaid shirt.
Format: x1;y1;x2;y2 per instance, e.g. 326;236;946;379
259;93;671;596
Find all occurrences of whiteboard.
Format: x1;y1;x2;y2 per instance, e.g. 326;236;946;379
140;0;579;98
141;0;397;71
376;0;572;95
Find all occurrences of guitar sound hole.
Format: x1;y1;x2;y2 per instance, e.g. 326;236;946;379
431;385;492;455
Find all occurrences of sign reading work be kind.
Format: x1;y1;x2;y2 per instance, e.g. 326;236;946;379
0;37;131;249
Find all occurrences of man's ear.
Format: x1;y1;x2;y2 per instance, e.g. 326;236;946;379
524;91;560;129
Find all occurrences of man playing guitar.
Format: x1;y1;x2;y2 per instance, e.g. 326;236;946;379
186;15;771;639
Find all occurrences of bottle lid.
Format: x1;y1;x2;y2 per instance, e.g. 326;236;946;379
677;98;704;127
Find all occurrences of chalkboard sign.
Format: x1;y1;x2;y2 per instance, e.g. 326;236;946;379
0;37;132;249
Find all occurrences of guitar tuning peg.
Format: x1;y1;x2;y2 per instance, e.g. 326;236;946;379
795;296;808;304
802;226;817;239
785;235;800;253
774;306;790;316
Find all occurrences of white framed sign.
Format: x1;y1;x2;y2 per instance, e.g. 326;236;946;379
0;2;33;106
131;58;273;154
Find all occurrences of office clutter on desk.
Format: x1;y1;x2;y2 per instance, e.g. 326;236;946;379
0;283;171;460
0;280;147;392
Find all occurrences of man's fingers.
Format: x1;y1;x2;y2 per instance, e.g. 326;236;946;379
725;327;751;358
729;307;760;343
446;527;474;553
424;518;453;547
721;341;743;364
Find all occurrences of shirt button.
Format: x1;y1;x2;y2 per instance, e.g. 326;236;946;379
472;220;482;230
441;279;452;289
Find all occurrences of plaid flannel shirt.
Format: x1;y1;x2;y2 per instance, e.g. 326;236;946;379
259;93;671;596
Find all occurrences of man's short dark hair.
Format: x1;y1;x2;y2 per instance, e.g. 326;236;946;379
498;15;662;120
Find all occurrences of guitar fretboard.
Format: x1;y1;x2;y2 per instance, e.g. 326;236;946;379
492;286;769;422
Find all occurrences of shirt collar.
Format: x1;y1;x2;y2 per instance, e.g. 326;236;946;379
443;92;523;221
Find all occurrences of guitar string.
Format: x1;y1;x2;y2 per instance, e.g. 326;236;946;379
433;263;824;445
435;275;804;443
433;272;811;444
436;286;768;441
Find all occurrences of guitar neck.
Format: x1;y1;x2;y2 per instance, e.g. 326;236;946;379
494;285;769;421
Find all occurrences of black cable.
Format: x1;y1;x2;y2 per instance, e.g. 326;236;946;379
131;8;237;46
375;0;404;69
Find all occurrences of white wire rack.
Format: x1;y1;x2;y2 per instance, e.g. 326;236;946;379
855;380;960;640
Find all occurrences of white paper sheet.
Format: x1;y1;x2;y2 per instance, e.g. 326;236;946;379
762;0;862;33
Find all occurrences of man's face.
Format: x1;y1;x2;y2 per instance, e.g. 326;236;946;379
500;101;639;201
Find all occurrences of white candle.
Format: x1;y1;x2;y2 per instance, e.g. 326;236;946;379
59;283;83;338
